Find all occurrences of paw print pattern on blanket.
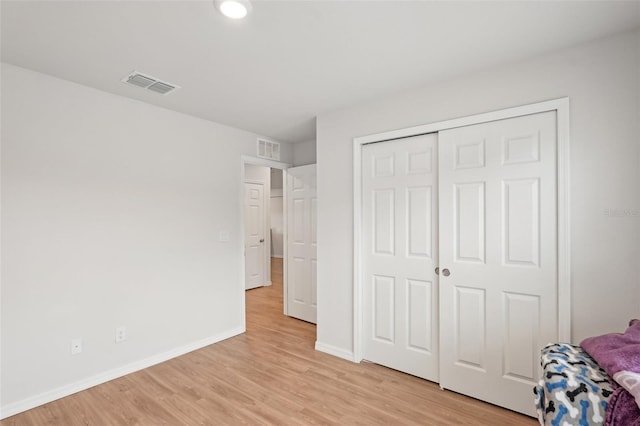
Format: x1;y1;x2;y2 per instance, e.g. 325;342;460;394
535;343;615;426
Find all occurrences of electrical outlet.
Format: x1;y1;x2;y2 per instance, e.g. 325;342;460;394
115;326;127;343
71;338;82;355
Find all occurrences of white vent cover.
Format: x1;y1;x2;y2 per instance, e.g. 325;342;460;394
122;71;179;95
257;139;280;161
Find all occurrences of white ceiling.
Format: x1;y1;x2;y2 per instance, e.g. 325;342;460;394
2;1;639;143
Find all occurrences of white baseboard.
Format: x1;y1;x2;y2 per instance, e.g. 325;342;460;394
265;280;273;286
0;327;244;420
314;341;356;362
271;254;283;259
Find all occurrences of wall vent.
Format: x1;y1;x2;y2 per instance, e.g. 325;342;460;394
257;139;280;161
122;71;179;95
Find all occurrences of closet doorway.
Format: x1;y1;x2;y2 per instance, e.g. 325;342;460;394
354;99;571;416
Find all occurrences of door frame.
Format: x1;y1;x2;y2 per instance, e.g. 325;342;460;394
240;156;291;331
352;98;571;363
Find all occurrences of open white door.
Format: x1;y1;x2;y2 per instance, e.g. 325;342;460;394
361;134;439;381
438;111;558;416
244;182;265;290
286;164;317;324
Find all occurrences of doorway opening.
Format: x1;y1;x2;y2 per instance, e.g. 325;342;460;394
243;164;283;291
240;157;318;340
242;160;286;336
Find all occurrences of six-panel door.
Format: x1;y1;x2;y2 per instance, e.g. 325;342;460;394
438;111;558;416
362;134;439;381
244;182;265;290
286;164;318;324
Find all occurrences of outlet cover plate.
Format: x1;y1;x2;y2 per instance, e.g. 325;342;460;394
115;326;127;343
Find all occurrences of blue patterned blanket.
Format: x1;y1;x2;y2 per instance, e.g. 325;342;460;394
535;343;614;425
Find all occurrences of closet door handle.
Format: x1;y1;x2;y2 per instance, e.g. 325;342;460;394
260;239;265;243
442;268;450;277
435;267;440;275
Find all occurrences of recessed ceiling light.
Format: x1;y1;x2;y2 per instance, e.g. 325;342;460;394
214;0;252;19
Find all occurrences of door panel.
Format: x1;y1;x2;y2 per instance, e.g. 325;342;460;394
439;111;557;416
503;178;539;266
503;292;540;381
407;186;432;257
286;164;317;324
362;133;439;381
455;286;486;370
374;189;395;254
454;182;485;263
407;279;433;352
374;275;395;343
244;182;265;290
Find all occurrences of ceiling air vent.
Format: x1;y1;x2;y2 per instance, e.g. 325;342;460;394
122;71;179;95
257;138;280;161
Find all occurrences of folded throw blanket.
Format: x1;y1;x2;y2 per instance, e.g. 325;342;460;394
582;319;640;426
582;319;640;408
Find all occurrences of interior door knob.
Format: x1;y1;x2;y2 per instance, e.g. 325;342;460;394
260;239;264;243
435;267;440;275
442;268;450;277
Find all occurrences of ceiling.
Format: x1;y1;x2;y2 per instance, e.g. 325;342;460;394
2;1;639;143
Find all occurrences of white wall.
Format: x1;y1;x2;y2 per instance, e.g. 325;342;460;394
244;164;272;282
270;169;284;258
270;167;283;190
316;30;640;356
293;139;317;166
0;63;292;416
270;192;284;258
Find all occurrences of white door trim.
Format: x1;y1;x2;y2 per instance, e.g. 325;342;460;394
240;156;292;331
352;98;571;363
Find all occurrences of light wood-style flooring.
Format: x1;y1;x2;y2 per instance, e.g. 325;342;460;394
2;258;537;425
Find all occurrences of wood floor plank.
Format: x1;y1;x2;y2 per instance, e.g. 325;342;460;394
1;258;537;425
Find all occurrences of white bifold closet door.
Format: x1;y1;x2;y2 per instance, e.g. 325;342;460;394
361;111;559;416
362;134;439;381
438;111;558;416
286;164;318;324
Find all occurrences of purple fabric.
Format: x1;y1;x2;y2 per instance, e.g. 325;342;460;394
605;387;640;426
582;319;640;426
582;320;640;375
